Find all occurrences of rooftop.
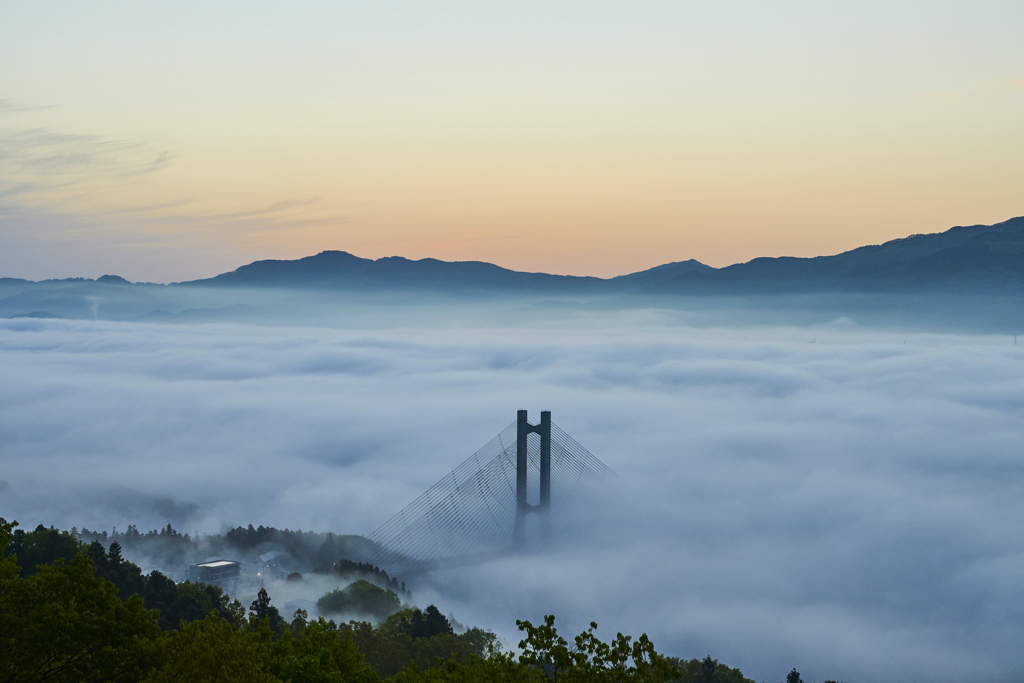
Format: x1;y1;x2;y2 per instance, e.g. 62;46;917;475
196;560;239;568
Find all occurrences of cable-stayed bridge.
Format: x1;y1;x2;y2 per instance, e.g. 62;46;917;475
365;411;612;574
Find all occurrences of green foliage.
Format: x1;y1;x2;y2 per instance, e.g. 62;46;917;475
251;586;287;634
344;614;495;680
146;573;245;631
388;614;692;683
314;558;406;595
456;628;500;659
77;523;195;572
387;654;532;683
383;606;455;640
140;612;277;683
2;518;772;683
703;655;719;683
514;614;676;683
4;522;245;633
318;579;402;621
221;524;373;570
265;618;379;683
0;518;161;683
88;539;146;599
664;655;758;683
75;522;376;583
6;523;84;577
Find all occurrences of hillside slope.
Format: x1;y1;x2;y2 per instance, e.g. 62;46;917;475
651;216;1024;294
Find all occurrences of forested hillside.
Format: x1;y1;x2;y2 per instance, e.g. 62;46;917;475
0;518;778;683
73;523;378;579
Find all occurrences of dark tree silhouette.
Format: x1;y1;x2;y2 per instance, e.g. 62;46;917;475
410;605;453;639
786;668;804;683
702;655;718;683
249;586;283;632
107;540;123;563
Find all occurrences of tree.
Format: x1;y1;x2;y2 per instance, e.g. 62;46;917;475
381;606;455;640
290;608;309;639
421;605;454;638
265;618;378;683
145;574;243;631
141;612;276;683
4;517;768;683
87;539;146;599
456;627;499;658
0;519;162;683
5;524;83;577
702;655;718;683
250;587;285;634
317;579;401;621
515;614;676;683
786;668;803;683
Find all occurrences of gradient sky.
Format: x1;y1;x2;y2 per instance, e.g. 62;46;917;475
1;1;1022;282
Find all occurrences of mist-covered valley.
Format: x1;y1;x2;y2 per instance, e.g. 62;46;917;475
5;0;1023;674
4;296;1024;682
5;214;1024;336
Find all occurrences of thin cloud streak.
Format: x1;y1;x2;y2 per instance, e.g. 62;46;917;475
0;114;351;280
0;99;60;113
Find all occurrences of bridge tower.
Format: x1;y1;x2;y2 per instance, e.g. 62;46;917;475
366;409;613;572
513;409;551;547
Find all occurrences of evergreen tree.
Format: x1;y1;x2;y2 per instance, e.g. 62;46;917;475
701;655;719;683
250;586;284;633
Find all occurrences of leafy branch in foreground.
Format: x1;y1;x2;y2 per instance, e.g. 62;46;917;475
514;615;676;683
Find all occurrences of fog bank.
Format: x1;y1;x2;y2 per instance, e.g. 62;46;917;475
2;313;1024;682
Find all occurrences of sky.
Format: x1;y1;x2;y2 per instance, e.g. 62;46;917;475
1;1;1023;282
4;312;1024;682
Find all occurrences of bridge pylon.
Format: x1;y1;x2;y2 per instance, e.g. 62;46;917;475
514;409;552;547
364;410;612;573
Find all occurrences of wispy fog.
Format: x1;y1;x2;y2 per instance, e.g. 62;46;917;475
3;311;1024;682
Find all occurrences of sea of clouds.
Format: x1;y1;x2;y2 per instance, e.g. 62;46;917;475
3;310;1024;682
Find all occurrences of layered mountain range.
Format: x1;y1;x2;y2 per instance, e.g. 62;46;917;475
177;251;711;293
2;218;1023;324
178;215;1024;294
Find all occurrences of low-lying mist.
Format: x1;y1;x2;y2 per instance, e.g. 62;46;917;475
4;276;1024;334
3;308;1024;682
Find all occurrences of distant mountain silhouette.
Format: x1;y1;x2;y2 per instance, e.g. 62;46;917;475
179;252;711;293
5;216;1022;297
177;217;1024;294
647;216;1024;294
96;274;131;284
606;260;714;290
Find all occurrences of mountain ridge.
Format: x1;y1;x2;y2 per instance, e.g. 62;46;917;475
649;216;1024;294
175;215;1024;294
176;251;714;294
4;216;1022;294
